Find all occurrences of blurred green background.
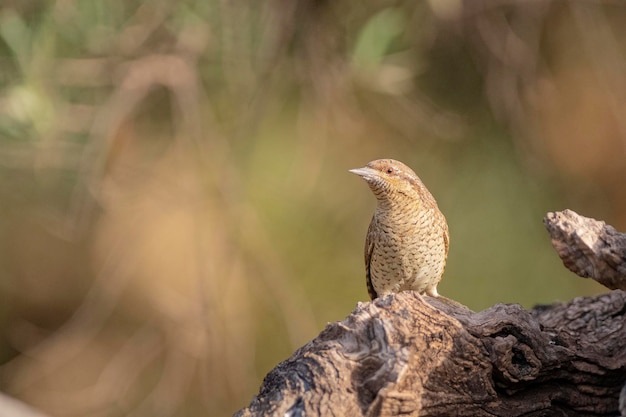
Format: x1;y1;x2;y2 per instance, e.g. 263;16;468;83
0;1;624;416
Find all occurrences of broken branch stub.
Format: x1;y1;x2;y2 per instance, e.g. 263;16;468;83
543;209;626;290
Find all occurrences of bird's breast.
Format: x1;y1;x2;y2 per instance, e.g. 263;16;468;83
371;205;447;278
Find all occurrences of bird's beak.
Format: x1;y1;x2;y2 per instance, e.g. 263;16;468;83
349;167;378;180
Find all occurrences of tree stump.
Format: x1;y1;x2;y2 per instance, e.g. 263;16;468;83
235;210;626;416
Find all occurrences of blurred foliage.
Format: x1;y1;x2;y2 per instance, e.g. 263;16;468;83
0;1;624;416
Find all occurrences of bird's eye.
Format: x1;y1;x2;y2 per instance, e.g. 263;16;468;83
386;167;394;174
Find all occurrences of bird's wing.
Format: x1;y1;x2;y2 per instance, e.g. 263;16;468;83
364;215;378;300
442;214;450;256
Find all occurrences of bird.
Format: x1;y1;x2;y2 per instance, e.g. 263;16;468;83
349;159;449;300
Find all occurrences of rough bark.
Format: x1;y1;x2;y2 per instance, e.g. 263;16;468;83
236;211;626;416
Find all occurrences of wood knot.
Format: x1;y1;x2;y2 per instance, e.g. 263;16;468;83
490;334;541;386
461;304;546;390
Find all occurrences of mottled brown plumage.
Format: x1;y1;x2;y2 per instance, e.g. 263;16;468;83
350;159;449;299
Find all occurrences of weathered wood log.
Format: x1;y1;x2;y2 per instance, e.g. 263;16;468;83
236;211;626;416
236;291;626;416
544;209;626;291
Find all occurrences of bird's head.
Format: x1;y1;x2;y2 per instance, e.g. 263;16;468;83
349;159;433;208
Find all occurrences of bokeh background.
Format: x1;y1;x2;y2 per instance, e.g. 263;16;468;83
0;1;625;416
